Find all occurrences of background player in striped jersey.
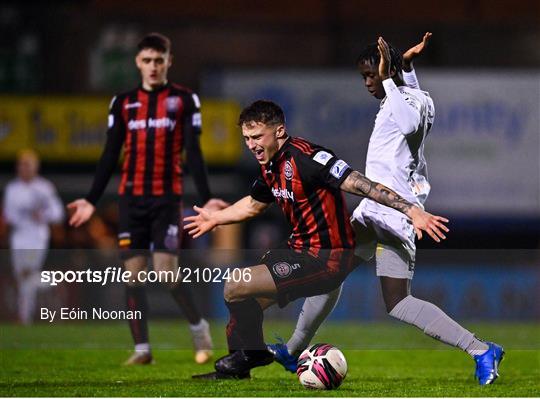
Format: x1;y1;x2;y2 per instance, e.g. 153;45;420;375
271;34;504;386
67;33;227;365
3;150;64;324
185;100;448;379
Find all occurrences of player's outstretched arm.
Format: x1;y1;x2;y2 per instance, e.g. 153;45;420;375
378;36;422;134
341;171;449;242
184;195;270;238
203;198;230;212
402;32;432;72
402;32;431;89
67;199;95;227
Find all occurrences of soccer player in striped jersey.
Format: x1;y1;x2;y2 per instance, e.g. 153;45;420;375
185;100;448;379
68;33;227;365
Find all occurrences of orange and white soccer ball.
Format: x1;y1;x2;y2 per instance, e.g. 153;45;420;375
296;343;347;390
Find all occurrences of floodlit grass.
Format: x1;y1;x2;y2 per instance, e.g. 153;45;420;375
1;320;538;396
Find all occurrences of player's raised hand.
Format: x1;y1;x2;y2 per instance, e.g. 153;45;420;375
377;36;392;80
184;205;219;238
67;199;95;227
403;32;432;72
203;198;230;212
408;206;449;243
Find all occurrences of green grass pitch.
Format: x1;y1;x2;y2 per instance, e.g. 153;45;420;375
1;320;538;396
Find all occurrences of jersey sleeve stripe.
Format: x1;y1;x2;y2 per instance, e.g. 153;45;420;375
290;140;311;154
295;137;314;152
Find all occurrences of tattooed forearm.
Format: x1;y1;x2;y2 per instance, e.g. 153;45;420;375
341;171;414;216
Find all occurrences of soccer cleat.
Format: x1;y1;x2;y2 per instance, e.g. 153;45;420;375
214;350;274;375
190;319;213;364
123;351;154;366
192;370;250;380
474;342;505;385
267;342;298;373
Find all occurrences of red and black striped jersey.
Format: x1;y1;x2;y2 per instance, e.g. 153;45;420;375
250;137;355;251
85;82;208;206
111;82;200;197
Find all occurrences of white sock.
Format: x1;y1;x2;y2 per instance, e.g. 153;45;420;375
389;295;488;357
135;343;150;353
287;285;342;355
18;276;38;325
189;318;208;332
465;340;489;357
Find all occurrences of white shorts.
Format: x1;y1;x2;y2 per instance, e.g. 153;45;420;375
375;243;414;279
351;200;416;279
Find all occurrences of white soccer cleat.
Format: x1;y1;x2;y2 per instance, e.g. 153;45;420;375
190;318;213;364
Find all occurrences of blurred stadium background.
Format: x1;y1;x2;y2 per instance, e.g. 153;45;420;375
0;1;539;332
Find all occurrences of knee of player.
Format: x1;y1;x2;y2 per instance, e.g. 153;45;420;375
385;302;396;315
223;280;245;302
152;261;176;274
384;293;409;314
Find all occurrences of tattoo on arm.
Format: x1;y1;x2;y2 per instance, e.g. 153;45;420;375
343;171;413;215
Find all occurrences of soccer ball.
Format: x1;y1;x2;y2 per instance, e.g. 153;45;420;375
296;343;347;390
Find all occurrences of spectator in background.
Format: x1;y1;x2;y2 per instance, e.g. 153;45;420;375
3;149;64;324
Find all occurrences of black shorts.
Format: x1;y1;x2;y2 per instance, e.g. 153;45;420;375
118;196;182;260
261;248;359;307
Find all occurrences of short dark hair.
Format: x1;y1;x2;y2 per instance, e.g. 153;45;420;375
238;100;285;127
356;41;403;74
137;32;171;53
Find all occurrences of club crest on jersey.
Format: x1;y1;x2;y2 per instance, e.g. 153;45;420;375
284;161;294;180
273;262;292;278
165;96;180;112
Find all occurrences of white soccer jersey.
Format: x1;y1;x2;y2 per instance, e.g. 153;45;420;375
366;81;434;204
353;76;435;247
3;177;64;250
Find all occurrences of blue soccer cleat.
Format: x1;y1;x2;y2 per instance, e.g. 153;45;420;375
267;342;298;373
474;342;505;385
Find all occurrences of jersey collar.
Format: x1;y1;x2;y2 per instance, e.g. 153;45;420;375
139;81;170;94
267;136;291;171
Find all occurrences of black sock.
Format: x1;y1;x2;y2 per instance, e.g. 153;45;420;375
169;283;202;325
126;285;149;345
225;298;266;352
225;311;242;353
